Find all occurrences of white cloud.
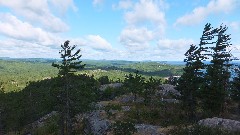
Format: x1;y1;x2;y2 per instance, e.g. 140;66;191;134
119;0;167;51
125;0;166;25
175;0;239;26
87;35;113;51
120;27;154;50
0;38;59;58
0;13;58;45
157;38;195;51
50;0;78;14
0;0;70;32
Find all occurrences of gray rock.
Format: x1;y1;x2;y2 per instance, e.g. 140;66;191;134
121;106;131;112
31;111;58;129
94;102;106;110
198;117;240;132
158;84;181;97
99;83;123;91
135;124;164;135
84;110;111;135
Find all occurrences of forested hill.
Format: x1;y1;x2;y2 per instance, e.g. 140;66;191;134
0;58;183;92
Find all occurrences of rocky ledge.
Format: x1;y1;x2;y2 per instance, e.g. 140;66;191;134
198;117;240;132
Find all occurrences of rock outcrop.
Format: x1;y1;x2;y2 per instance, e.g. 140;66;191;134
158;84;181;97
135;124;164;135
84;110;111;135
30;111;58;129
198;117;240;132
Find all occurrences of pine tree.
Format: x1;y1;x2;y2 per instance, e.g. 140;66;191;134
143;76;161;105
231;67;240;114
177;44;205;120
124;70;145;102
200;24;233;116
52;40;85;135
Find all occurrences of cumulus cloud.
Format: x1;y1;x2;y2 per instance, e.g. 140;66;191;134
125;0;166;25
0;13;58;45
175;0;239;26
157;38;195;51
119;0;167;51
0;0;71;32
120;27;154;50
0;38;59;58
87;35;113;51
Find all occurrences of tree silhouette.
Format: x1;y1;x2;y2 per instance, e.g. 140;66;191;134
201;24;233;116
178;23;234;119
177;44;205;120
52;40;85;135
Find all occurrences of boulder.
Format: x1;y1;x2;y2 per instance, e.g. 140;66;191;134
198;117;240;132
158;84;181;97
135;124;165;135
84;110;111;135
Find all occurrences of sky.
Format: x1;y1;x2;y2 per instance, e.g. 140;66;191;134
0;0;240;61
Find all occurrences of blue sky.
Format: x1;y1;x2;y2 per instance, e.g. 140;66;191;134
0;0;240;61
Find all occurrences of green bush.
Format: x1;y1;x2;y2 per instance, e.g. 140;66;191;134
101;86;126;100
111;120;137;135
98;76;111;85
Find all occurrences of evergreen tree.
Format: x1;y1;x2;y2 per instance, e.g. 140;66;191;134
124;70;145;102
52;40;85;135
177;44;205;120
200;24;233;116
143;76;161;105
231;67;240;114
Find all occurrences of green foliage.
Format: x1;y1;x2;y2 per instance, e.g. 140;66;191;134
177;44;205;120
231;67;240;102
143;76;161;105
100;86;126;100
124;71;145;101
111;120;137;135
52;40;86;134
0;60;58;92
98;76;111;85
200;24;233;116
0;74;99;132
32;114;59;135
126;102;187;126
52;40;85;75
178;23;235;118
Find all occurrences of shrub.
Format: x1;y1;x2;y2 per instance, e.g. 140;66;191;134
111;120;137;135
